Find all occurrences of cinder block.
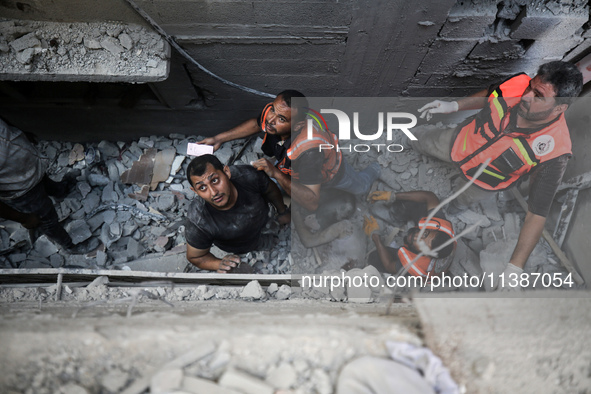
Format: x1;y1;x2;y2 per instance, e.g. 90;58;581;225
564;38;591;62
419;39;478;74
439;2;498;39
526;37;583;59
510;4;588;40
469;40;526;60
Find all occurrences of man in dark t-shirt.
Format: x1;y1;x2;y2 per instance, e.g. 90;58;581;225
184;154;289;273
198;90;379;212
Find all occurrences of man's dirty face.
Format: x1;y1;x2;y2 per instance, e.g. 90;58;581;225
517;76;561;123
190;163;236;210
265;95;295;139
405;227;437;253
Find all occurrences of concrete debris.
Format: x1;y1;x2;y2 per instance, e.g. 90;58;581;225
275;284;292;300
150;368;183;394
0;19;169;82
240;280;266;300
218;368;275;394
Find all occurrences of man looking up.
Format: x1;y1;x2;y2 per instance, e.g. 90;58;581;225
184;154;289;273
199;90;379;211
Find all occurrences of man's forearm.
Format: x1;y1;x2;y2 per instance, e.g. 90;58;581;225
188;252;222;271
214;118;261;144
291;182;321;212
264;182;288;213
457;89;489;111
372;235;397;274
509;211;546;269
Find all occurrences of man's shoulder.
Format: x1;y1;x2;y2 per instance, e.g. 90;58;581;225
230;165;266;183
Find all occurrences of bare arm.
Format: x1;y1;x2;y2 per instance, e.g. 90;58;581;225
371;233;398;274
394;191;440;210
292;183;321;212
186;244;240;273
509;211;546;269
252;158;292;196
456;88;489;111
199;118;262;151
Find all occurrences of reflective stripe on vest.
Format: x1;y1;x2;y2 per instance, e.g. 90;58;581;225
398;217;456;278
450;74;572;191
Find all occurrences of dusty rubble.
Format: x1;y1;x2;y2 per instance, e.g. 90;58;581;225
0;19;169;82
0;122;581;294
0;134;290;274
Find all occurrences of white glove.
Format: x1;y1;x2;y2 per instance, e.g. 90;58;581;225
418;100;459;121
497;263;524;292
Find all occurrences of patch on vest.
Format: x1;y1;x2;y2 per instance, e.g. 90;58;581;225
532;135;555;156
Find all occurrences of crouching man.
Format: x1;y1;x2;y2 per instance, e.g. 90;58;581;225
365;190;456;278
184;154;289;273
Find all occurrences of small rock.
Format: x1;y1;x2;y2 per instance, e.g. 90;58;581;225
240;280;265;300
275;284;291;300
150;368;183;394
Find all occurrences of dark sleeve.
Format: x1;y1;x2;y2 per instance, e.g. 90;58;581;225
293;150;325;185
527;154;570;217
184;218;214;250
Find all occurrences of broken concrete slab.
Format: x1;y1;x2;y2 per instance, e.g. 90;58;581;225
120;148;157;187
0;20;169;82
64;220;92;245
150;148;176;191
218;368;274;394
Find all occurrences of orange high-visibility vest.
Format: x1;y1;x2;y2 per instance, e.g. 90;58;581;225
450;74;572;191
260;103;292;176
286;123;342;183
397;217;456;278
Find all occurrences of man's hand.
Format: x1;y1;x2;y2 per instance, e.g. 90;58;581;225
367;191;395;203
418;100;459;121
363;215;380;237
217;255;240;273
277;209;291;226
252;158;277;178
491;263;524;291
197;137;222;152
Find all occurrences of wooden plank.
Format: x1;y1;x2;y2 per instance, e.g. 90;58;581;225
511;190;584;285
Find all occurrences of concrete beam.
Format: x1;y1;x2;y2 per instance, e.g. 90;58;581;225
0;20;170;83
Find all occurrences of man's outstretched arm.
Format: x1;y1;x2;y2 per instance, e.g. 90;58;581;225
199;118;262;151
186;244;240;273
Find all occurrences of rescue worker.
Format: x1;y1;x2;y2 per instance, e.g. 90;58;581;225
198;90;379;211
414;61;583;286
364;190;455;278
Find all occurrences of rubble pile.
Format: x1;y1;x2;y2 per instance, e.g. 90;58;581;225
0;19;169;82
0;135;291;274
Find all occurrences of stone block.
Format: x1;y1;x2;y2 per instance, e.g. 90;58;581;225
469;40;526;60
150;368;183;394
266;362;297;389
100;369;129;393
275;284;292;300
457;209;491;228
439;2;498;39
97;141;120;158
100;36;124;56
344;269;373;303
564;38;591;62
526;37;583;60
510;5;588;40
65;220;92;245
10;32;41;52
182;376;240;394
479;197;502;222
218;368;274;394
419;39;478;74
33;236;59;258
240;280;265;300
126;238;145;260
